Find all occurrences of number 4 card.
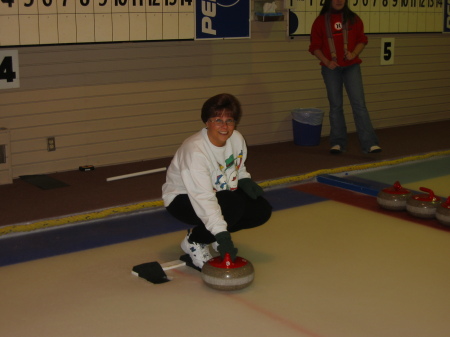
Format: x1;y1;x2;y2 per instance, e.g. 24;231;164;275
0;50;20;89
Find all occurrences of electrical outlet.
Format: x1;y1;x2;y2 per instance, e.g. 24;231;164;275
47;137;56;151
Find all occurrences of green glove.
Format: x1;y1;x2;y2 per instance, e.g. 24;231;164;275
214;231;238;261
238;178;263;199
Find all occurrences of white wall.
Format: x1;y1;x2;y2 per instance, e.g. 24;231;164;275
0;19;449;179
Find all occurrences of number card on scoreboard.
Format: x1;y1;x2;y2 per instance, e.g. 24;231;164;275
380;37;395;65
0;50;20;89
288;0;445;36
0;0;195;46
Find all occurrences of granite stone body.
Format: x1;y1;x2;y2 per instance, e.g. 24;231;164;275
201;254;254;291
436;197;450;226
377;181;412;211
406;187;441;219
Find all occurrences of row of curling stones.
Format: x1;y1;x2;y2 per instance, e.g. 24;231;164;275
377;181;450;226
201;253;254;291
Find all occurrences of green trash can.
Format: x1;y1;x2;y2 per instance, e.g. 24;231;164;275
291;108;324;146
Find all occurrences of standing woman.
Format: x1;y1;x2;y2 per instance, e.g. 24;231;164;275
162;93;272;269
309;0;382;154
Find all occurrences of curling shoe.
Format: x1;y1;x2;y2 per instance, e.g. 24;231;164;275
181;231;213;269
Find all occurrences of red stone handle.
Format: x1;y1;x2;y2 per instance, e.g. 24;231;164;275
419;187;435;201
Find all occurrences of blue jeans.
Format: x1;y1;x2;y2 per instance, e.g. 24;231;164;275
321;63;379;153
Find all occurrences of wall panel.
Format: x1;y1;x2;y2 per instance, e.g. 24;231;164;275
0;18;449;179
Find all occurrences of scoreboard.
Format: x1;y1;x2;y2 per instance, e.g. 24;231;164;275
0;0;195;46
289;0;444;35
0;0;250;90
0;0;446;46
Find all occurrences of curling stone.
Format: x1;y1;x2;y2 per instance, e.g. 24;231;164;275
201;253;254;291
406;187;441;219
436;196;450;227
377;181;412;211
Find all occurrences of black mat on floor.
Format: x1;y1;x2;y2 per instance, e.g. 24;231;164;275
20;175;69;190
132;262;170;284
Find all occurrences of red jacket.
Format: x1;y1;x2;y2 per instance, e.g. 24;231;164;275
309;13;368;67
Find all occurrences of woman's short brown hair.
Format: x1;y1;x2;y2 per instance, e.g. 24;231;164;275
201;93;242;124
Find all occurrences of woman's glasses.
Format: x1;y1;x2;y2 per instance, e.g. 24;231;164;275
209;118;236;126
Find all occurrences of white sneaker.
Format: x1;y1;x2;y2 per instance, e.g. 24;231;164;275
181;232;212;269
369;145;382;153
330;145;342;154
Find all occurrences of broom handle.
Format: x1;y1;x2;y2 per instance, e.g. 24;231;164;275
107;167;166;182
